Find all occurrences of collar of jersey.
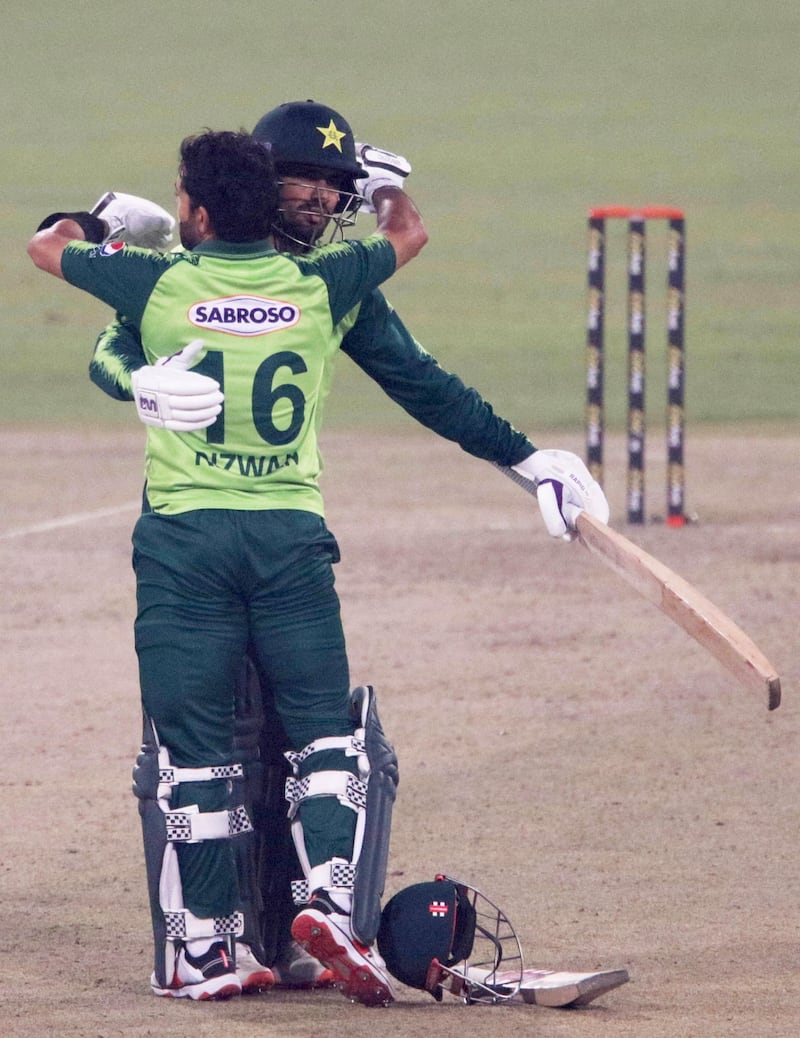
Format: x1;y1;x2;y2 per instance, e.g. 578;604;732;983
190;239;277;259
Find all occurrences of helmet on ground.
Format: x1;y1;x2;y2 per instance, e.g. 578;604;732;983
377;875;524;1004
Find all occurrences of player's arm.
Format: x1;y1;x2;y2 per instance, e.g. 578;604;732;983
28;217;95;278
342;293;609;539
90;315;144;401
358;147;426;268
348;144;608;541
28;193;175;278
371;187;427;268
347;145;526;458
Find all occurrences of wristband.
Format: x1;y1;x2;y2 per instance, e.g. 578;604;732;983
36;210;106;243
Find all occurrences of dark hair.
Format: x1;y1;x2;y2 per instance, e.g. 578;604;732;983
179;130;278;242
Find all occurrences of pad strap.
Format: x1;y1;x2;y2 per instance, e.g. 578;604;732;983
284;735;365;771
291;860;358;905
163;909;245;941
159;763;244;784
165;804;253;843
156;748;244;800
285;771;367;816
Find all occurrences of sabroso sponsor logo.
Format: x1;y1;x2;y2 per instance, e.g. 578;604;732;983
188;295;300;336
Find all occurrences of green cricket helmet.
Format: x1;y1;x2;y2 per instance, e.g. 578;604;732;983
252;100;366;195
377;875;524;1004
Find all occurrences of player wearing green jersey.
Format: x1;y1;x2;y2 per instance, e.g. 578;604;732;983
29;128;429;1005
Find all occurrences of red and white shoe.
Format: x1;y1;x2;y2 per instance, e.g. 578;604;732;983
235;942;275;994
291;895;395;1007
151;941;242;1001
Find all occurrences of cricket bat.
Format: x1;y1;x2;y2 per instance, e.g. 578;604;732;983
574;511;781;710
497;465;782;710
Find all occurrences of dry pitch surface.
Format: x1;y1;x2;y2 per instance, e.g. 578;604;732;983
1;426;798;1038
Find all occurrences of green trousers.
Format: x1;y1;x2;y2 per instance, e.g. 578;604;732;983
132;507;357;920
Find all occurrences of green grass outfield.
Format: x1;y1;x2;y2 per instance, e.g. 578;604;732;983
3;0;797;432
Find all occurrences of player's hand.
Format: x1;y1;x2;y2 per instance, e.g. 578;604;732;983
355;143;411;212
512;449;610;541
91;191;175;250
130;339;223;431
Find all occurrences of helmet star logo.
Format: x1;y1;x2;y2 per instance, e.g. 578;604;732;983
316;119;346;153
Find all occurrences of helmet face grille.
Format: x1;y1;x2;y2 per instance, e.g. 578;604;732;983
441;881;524;1004
272;177;363;250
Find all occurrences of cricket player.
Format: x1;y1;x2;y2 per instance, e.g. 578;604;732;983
29;128;428;1005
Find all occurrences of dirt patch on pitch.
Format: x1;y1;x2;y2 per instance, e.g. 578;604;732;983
1;426;798;1038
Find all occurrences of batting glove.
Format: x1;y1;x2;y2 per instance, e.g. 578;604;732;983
355;143;411;212
91;191;175;250
131;340;223;431
512;449;610;541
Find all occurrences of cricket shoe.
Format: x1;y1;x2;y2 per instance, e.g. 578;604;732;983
290;893;395;1007
235;942;275;993
272;938;337;989
151;941;242;1000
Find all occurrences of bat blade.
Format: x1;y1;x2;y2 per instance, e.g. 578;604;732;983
574;512;781;710
457;965;630;1007
515;966;630;1007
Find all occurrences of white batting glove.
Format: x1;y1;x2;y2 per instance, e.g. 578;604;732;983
91;191;175;250
512;449;610;541
131;340;223;431
355;143;411;212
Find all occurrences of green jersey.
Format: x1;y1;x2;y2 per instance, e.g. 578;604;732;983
62;235;396;515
